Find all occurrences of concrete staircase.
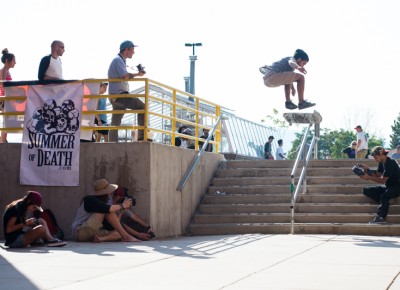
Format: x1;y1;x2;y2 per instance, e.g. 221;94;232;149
188;159;400;236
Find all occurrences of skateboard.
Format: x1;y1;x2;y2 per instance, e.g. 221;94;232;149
283;111;322;125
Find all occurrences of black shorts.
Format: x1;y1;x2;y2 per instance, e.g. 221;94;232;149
94;119;109;135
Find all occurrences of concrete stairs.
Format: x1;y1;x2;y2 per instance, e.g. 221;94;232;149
188;159;400;236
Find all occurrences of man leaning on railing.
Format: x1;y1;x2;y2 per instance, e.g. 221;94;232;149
107;40;146;142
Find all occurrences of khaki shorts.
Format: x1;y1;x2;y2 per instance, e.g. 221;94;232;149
356;149;368;159
263;71;301;88
76;214;109;242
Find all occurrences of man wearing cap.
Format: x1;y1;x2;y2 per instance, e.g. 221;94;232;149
3;191;67;247
354;125;369;159
358;146;400;224
264;136;275;159
71;179;139;242
108;40;146;142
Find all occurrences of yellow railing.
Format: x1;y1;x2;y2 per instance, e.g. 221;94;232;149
0;78;221;151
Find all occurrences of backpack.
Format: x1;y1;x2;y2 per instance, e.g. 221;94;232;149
34;209;64;240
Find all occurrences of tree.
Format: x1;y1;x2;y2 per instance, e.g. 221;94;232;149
288;128;384;159
389;113;400;149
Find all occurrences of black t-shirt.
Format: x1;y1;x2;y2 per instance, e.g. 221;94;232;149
377;157;400;188
3;205;24;246
83;195;111;213
342;147;356;158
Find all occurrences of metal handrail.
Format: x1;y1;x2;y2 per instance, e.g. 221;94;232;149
289;125;318;234
176;115;222;191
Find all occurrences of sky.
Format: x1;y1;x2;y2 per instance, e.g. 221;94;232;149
2;0;400;148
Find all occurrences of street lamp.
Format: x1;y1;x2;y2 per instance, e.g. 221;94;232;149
184;43;202;99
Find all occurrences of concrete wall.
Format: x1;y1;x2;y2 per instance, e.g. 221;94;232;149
0;143;224;240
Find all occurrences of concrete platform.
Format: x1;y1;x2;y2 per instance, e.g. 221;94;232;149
1;234;400;290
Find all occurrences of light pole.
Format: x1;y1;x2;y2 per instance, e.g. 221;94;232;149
185;43;202;100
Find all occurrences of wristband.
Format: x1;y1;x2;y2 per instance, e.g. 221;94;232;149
120;204;125;211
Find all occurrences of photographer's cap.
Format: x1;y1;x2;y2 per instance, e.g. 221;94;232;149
113;186;129;197
120;40;137;50
354;125;362;129
92;179;118;196
26;191;43;212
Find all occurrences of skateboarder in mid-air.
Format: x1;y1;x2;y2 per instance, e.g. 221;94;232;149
260;49;315;110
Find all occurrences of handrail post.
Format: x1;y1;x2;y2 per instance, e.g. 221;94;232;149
176;115;222;191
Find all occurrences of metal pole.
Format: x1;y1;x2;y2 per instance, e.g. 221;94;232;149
189;55;197;95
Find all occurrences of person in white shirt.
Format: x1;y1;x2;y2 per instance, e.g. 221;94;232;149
276;139;286;160
38;40;65;81
354;125;369;159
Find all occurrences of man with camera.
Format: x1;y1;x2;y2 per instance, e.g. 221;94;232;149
108;40;146;142
354;146;400;224
71;179;139;242
111;186;155;241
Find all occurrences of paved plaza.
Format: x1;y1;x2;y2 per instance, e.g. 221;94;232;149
1;234;400;290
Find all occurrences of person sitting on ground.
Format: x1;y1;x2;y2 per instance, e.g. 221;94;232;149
71;179;140;242
110;186;155;241
3;191;67;248
342;141;357;159
358;146;400;224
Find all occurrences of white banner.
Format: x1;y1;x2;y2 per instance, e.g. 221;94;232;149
20;83;84;186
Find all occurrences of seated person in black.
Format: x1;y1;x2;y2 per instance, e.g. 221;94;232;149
358;146;400;224
342;141;357;159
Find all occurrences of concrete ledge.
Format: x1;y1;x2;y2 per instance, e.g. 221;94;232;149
0;143;225;240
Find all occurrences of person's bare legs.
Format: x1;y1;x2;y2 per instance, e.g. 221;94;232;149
104;212;140;242
1;132;7;143
38;218;57;241
94;230;122;242
294;74;305;103
284;84;291;102
22;226;48;246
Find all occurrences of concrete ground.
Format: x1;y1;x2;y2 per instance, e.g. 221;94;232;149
1;234;400;290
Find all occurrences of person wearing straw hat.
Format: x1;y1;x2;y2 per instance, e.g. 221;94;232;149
71;179;139;242
3;191;67;247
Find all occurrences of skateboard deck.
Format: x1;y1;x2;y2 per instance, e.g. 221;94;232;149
283;111;322;125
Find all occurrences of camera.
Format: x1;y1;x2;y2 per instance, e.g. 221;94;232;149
33;217;40;226
352;165;365;176
136;64;146;73
352;165;377;177
117;195;136;207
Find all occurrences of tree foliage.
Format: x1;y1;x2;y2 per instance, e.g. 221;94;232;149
287;128;384;159
389;113;400;149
